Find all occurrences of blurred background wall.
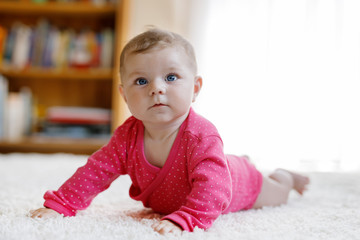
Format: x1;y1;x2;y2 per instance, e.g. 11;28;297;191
125;0;360;172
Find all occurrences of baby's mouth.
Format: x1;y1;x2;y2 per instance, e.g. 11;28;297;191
153;103;166;107
150;103;167;108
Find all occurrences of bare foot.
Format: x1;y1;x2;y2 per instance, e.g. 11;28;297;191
278;169;310;195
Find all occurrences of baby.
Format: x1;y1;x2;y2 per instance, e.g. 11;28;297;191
31;28;309;235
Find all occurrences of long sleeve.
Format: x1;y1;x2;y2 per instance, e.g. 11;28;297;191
162;136;232;231
43;126;129;216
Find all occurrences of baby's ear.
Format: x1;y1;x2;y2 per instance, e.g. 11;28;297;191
119;84;127;103
192;76;203;102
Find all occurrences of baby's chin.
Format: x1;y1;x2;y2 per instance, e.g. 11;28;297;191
142;112;189;126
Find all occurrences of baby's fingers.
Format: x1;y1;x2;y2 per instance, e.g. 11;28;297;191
152;220;182;235
30;208;59;219
154;224;172;235
30;209;41;218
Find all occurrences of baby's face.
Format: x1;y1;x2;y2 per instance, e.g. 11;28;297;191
120;46;201;126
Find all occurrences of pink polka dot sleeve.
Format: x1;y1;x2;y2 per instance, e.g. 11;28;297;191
43;126;129;216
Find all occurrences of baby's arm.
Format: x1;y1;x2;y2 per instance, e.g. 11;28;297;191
30;207;60;218
30;127;128;217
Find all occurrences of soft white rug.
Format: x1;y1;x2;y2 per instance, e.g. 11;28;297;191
0;153;359;240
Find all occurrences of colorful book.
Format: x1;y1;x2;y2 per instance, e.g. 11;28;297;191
2;19;114;70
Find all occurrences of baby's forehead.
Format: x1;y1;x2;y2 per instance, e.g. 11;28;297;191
127;44;184;58
126;45;194;66
120;44;197;78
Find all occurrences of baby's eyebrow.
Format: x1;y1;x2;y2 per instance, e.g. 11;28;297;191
127;71;146;79
166;64;182;70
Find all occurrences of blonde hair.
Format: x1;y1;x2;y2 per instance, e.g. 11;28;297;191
120;28;197;78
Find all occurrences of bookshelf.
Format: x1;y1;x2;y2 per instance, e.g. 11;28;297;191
0;0;130;154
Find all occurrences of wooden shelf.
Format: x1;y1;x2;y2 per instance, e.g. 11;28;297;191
0;2;116;16
0;66;113;81
0;136;109;155
0;0;130;154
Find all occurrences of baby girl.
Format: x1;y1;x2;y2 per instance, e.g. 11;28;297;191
31;28;309;235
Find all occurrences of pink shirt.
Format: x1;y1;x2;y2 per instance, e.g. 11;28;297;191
43;108;262;232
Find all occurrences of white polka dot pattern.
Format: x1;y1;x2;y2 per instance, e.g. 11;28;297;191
43;108;262;232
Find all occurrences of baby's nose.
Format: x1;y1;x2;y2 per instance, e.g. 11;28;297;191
149;80;166;96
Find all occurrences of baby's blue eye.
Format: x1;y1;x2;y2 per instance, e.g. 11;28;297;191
166;74;177;82
136;78;148;85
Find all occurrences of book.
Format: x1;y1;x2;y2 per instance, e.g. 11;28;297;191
46;106;111;125
52;29;73;68
42;122;110;139
100;28;113;68
0;75;8;140
44;106;111;138
2;19;114;70
2;24;17;66
43;26;58;68
0;25;7;67
6;93;25;142
12;23;32;69
20;87;33;136
31;19;50;67
0;83;33;142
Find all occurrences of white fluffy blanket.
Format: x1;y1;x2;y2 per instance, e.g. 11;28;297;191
0;153;359;240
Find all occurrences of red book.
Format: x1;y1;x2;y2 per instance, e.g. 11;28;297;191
47;107;111;125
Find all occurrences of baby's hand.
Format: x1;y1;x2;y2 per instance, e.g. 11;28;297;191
30;208;60;219
152;220;182;235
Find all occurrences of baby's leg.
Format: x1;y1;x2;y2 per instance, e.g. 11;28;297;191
252;169;309;209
